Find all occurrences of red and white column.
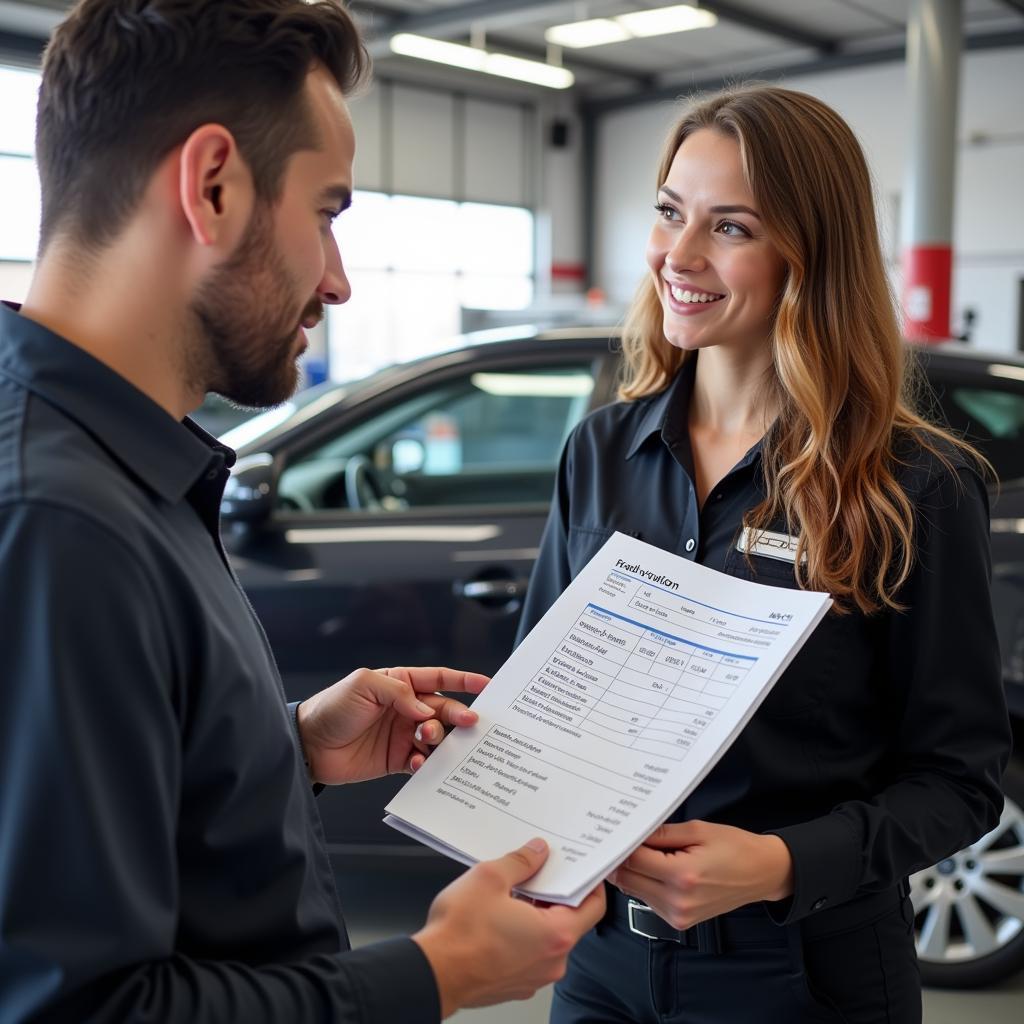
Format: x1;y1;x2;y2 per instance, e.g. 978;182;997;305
901;0;962;342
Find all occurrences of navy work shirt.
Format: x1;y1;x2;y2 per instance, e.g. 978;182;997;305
516;354;1011;926
0;303;438;1022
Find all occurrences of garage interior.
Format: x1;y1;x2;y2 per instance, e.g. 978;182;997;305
1;1;1023;1021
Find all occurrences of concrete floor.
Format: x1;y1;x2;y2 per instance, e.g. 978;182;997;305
334;859;1024;1023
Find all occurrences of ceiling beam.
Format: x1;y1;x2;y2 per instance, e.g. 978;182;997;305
359;0;840;55
358;1;655;87
443;29;658;88
0;28;45;64
361;0;839;65
364;0;566;43
700;1;838;53
580;27;1024;115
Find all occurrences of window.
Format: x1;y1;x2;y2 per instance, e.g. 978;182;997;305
929;377;1024;482
327;192;534;382
276;363;594;513
0;66;42;270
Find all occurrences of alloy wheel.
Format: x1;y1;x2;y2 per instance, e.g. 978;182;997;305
911;795;1024;980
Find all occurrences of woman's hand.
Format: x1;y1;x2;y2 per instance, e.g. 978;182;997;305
296;666;488;784
607;820;794;929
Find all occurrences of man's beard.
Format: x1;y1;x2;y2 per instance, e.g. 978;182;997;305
190;204;322;409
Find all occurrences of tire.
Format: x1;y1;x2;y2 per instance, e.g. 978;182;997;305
911;757;1024;989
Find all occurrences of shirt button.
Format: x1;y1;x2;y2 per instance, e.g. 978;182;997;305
812;897;828;911
714;493;723;501
685;538;695;553
206;468;219;481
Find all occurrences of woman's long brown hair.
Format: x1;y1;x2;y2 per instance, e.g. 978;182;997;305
620;85;987;614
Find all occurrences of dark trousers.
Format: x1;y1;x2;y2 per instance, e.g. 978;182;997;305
551;888;921;1024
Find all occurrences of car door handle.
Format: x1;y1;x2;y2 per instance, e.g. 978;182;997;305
458;579;528;601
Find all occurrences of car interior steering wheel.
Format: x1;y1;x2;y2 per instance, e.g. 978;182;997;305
344;454;387;510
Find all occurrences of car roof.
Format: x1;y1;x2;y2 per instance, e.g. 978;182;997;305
224;324;1024;454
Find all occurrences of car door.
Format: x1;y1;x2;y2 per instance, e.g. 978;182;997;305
921;351;1024;716
227;343;615;848
234;349;614;696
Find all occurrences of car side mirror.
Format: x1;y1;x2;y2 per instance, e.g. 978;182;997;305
221;453;275;526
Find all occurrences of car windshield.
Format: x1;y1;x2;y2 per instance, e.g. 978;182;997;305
218;373;379;450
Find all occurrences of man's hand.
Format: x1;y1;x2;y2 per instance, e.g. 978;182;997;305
607;820;793;929
296;666;488;784
413;839;606;1018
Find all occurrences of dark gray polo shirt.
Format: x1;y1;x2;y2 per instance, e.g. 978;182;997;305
517;354;1011;927
0;303;438;1022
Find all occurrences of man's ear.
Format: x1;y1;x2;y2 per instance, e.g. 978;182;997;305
178;124;254;249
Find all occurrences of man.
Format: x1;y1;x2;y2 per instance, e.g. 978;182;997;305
0;1;604;1021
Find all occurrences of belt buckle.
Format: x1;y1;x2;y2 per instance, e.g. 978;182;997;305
626;898;662;941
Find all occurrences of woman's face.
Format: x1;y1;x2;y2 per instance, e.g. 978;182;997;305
646;128;786;357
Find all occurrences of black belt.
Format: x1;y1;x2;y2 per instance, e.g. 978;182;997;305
607;883;908;954
607;890;786;954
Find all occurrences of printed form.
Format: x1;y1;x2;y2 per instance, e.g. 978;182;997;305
385;532;831;905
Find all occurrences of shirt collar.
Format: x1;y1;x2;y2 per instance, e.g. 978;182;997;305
624;354;697;460
623;352;765;474
0;301;235;505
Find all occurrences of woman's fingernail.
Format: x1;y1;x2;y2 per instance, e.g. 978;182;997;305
526;837;547;853
416;700;433;714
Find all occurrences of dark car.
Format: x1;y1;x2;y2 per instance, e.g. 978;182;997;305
218;326;1024;988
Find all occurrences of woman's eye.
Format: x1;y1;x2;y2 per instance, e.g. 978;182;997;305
654;202;678;221
719;221;749;237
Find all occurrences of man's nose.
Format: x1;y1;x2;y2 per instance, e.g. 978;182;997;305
318;241;351;305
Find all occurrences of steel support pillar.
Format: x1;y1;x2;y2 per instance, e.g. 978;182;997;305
901;0;962;341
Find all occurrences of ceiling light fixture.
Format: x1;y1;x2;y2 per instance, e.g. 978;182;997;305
545;3;717;49
617;4;718;37
390;33;575;89
545;18;631;49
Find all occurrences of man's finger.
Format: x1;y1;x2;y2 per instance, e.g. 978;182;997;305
418;694;478;729
382;666;489;696
485;838;550;888
359;671;445;723
414;720;445;746
542;882;608;935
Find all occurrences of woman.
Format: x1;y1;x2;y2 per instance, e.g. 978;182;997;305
516;85;1011;1023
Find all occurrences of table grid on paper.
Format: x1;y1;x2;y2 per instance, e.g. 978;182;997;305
511;587;759;761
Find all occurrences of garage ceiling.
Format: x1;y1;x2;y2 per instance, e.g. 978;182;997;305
1;0;1023;107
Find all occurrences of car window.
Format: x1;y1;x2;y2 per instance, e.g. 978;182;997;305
276;363;596;513
927;376;1024;482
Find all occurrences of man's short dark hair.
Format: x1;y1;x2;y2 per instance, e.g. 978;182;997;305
36;0;369;254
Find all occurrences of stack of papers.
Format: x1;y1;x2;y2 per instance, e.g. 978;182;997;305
385;532;831;906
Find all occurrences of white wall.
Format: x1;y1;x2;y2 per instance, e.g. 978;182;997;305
348;79;534;204
0;261;33;303
594;47;1024;352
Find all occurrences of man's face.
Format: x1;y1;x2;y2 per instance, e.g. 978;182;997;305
192;69;354;408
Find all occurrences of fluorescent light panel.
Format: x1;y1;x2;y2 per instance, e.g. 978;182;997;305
390;33;485;71
617;4;717;37
545;18;630;48
390;33;574;89
545;4;717;49
485;52;575;89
